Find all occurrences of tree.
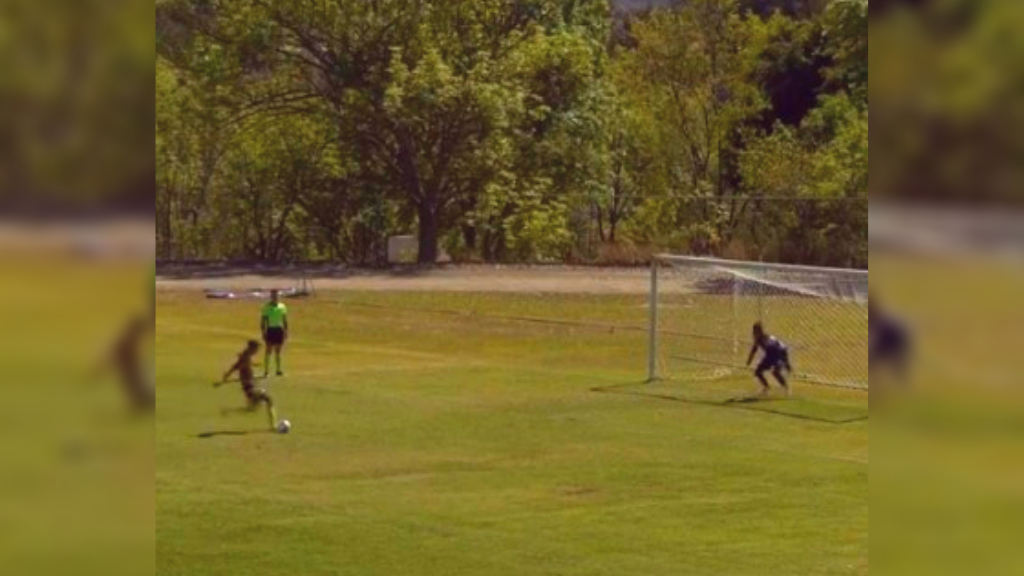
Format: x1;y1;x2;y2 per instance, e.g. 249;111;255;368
750;13;829;129
820;0;867;105
594;83;658;244
220;118;334;261
1;0;154;211
156;56;227;259
739;93;867;266
470;26;611;261
159;0;613;263
619;0;766;253
155;0;870;266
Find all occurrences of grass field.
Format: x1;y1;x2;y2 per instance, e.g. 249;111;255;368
0;256;153;576
156;287;867;575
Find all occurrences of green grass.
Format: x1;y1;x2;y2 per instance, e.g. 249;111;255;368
156;290;867;576
0;257;153;576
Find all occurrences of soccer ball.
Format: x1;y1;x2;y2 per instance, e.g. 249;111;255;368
276;420;292;434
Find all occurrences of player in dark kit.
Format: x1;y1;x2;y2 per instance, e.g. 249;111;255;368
216;340;278;430
96;314;155;413
746;322;792;397
869;298;910;384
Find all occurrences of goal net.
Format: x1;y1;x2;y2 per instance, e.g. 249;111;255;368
649;255;868;390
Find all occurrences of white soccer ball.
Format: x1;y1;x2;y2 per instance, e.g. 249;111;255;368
276;419;292;434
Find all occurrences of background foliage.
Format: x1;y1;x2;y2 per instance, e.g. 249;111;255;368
156;0;868;266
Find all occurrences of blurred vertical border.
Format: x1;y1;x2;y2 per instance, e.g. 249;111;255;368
870;1;1024;574
0;1;154;575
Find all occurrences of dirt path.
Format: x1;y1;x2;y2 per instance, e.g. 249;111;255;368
157;265;658;294
0;219;153;256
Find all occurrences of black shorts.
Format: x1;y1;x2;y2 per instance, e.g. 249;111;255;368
245;386;270;405
870;326;908;365
264;327;286;346
757;349;790;373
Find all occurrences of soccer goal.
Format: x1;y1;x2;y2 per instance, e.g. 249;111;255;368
203;268;315;300
648;255;868;390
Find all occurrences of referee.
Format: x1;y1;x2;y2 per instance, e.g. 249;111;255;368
260;289;289;377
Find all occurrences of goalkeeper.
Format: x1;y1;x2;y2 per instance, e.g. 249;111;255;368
746;322;792;397
869;297;910;383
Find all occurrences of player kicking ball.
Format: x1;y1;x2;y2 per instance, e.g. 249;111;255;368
215;340;278;431
746;322;792;397
96;314;154;414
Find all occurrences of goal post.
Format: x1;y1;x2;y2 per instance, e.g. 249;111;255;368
648;254;869;390
648;256;659;382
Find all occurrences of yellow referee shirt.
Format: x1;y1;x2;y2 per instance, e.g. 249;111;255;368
261;302;288;328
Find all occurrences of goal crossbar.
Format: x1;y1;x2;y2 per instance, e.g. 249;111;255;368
655;254;869;278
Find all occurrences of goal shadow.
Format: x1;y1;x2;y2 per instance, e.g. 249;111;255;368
590;381;868;425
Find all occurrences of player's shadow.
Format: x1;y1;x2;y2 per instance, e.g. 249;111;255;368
724;395;785;405
590;381;868;425
195;429;270;439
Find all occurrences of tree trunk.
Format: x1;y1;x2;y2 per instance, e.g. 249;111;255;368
394;128;439;264
482;226;497;261
417;202;439;264
462;225;477;251
159;192;174;259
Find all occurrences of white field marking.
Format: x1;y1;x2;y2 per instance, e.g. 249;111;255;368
763;447;868;466
258;362;470;380
156;320;454;362
286;361;637;388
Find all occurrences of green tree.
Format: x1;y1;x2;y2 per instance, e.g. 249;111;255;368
155;0;869;266
619;0;766;253
470;26;611;261
739;93;867;266
159;0;612;263
1;0;154;209
820;0;867;105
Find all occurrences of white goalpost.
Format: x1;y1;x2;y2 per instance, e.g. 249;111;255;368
648;255;869;390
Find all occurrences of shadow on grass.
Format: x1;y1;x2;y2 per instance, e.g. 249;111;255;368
591;381;869;425
196;429;272;439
